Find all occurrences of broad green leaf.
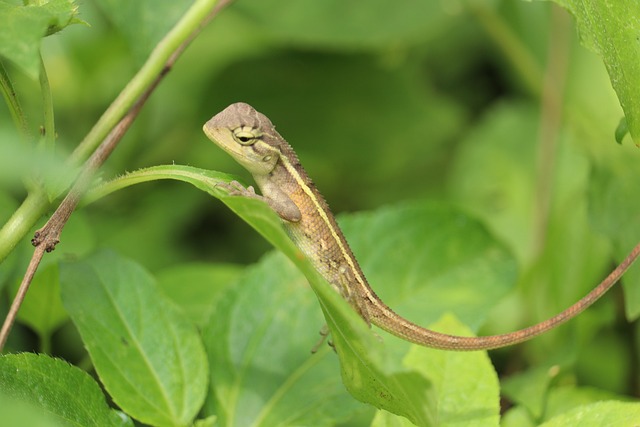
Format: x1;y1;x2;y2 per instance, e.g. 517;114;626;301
501;366;560;419
446;101;537;263
401;315;499;426
501;407;536;427
0;0;81;79
234;0;451;49
219;196;510;424
340;203;516;332
503;385;631;426
83;165;237;206
589;154;640;319
539;401;640;427
218;186;516;344
448;102;599;267
156;262;243;328
575;329;631;394
371;315;500;427
89;165;516;423
448;102;617;359
0;353;133;427
202;252;361;427
546;0;640;143
194;416;217;427
59;250;208;427
0;391;63;427
311;257;438;426
543;385;634;421
214;187;446;425
94;0;192;64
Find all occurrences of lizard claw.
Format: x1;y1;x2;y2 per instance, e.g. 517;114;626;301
216;180;257;197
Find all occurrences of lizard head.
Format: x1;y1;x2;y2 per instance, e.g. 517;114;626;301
203;102;280;176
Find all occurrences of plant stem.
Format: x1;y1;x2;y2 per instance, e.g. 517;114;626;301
0;244;45;351
0;0;236;350
0;191;50;263
69;0;231;166
39;53;55;152
0;0;233;265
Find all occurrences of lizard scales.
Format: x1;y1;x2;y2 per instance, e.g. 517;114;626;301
203;102;639;351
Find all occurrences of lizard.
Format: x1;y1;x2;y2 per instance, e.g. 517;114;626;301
203;102;640;351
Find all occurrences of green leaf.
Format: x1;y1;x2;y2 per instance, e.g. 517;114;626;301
156;262;243;328
310;257;437;426
0;392;64;427
501;407;536;427
12;262;67;340
448;102;617;358
501;366;560;419
202;252;361;426
402;315;499;425
614;117;629;144
210;194;511;425
59;250;208;427
235;0;451;49
0;0;81;79
340;203;517;331
194;416;217;427
0;353;133;427
589;154;640;319
546;0;640;144
89;165;516;423
94;0;192;64
83;165;237;206
371;316;500;426
539;401;640;427
544;385;634;421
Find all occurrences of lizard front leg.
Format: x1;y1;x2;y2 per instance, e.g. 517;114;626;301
218;180;302;223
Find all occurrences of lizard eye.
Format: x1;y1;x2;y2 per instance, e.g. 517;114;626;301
233;127;261;145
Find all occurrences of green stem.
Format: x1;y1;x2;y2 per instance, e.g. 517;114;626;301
39;331;52;354
0;0;227;265
69;0;224;165
39;53;55;152
0;192;51;263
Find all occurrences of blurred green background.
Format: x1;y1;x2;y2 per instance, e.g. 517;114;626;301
1;0;639;399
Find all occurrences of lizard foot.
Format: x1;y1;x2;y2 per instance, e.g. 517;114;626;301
216;180;259;198
311;324;335;353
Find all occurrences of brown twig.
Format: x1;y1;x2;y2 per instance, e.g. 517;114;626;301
0;0;236;352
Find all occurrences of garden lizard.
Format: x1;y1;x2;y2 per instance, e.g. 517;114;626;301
203;102;640;351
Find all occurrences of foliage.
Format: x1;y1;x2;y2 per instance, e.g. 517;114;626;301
1;0;640;426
